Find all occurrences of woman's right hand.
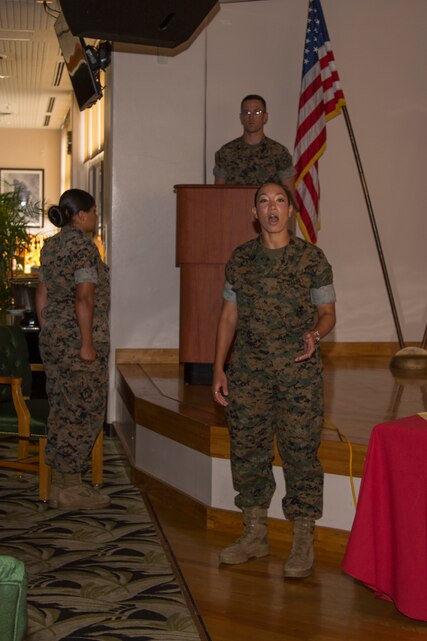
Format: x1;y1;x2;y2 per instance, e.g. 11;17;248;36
211;300;238;408
80;343;97;363
212;369;229;407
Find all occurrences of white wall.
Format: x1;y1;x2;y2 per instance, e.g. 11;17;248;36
108;36;206;356
105;36;207;416
105;0;427;405
205;0;427;343
311;0;427;342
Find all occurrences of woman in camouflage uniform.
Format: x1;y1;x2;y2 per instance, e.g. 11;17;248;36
212;182;336;578
36;189;110;511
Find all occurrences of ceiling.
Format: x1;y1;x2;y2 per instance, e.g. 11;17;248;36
0;0;259;131
0;0;72;129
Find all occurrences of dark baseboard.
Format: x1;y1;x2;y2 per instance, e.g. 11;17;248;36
183;362;213;385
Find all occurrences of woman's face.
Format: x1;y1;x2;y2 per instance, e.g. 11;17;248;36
253;183;293;235
83;205;98;233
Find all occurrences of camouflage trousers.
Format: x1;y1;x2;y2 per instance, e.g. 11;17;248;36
226;349;324;520
39;334;109;474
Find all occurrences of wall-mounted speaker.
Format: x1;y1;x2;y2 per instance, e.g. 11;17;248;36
58;0;218;49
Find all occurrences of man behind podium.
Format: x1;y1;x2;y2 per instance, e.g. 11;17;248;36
213;94;296;197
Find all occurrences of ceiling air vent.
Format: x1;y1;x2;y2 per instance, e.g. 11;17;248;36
44;115;51;127
46;97;56;113
53;61;64;87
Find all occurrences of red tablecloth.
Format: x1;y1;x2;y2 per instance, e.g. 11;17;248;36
342;414;427;621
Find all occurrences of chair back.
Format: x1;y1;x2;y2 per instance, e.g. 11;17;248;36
0;326;32;401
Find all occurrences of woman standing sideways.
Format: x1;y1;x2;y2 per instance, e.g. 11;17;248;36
36;189;110;511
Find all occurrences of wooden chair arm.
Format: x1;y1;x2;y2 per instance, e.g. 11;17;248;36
30;363;44;372
0;376;30;438
0;376;22;385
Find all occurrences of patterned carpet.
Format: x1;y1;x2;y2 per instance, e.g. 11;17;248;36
0;436;207;641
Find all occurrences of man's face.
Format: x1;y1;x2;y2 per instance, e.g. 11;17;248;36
240;99;268;135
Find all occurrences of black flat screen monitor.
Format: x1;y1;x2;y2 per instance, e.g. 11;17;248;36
54;13;102;111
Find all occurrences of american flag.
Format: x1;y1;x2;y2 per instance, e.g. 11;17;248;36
293;0;346;243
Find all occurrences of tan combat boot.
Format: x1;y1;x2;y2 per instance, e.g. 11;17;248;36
219;506;269;565
283;517;315;578
57;473;111;510
48;469;64;508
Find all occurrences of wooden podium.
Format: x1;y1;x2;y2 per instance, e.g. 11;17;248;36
175;184;258;384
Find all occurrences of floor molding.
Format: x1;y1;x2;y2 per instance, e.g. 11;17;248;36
133;467;350;553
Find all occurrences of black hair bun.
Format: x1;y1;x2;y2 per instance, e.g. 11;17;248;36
48;205;67;228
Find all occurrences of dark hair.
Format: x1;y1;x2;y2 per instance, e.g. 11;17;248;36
254;181;292;206
241;94;267;112
48;188;95;228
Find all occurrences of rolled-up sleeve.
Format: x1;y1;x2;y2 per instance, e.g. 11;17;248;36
74;267;98;284
223;280;237;303
310;283;336;306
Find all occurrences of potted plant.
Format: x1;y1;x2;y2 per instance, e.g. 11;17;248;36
0;190;41;312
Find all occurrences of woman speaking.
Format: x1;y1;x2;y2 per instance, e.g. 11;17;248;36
212;181;336;578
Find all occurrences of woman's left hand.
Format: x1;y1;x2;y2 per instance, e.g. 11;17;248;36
295;331;317;362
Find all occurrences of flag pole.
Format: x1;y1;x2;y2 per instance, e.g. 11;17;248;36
421;323;427;351
341;105;405;350
342;105;427;372
293;0;426;370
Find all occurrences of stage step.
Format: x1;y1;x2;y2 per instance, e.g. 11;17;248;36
117;362;367;478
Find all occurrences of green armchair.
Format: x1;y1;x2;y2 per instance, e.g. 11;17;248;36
0;325;104;501
0;325;50;499
0;556;27;641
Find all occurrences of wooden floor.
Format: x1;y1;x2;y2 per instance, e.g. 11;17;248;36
128;354;427;640
140;481;427;641
322;354;427;445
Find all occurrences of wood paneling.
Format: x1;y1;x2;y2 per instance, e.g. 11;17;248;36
176;185;258;363
115;348;179;364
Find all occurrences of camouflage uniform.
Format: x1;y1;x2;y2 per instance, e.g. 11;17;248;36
213;136;295;184
39;226;110;474
224;234;334;520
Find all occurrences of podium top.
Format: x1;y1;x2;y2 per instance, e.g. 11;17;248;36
174;184;259;191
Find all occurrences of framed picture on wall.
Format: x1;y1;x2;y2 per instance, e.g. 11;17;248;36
0;168;44;227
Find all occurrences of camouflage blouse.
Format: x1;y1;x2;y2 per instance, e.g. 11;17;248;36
39;226;110;347
225;234;334;344
213;135;295;184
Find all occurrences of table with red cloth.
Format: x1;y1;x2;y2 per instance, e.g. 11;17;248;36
342;413;427;621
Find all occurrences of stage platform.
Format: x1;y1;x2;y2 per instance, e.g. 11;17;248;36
114;346;427;536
